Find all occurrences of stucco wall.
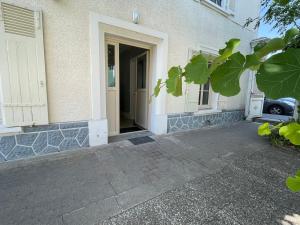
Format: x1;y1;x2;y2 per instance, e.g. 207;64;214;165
2;0;260;123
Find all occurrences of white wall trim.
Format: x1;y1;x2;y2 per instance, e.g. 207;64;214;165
89;13;168;146
0;125;22;136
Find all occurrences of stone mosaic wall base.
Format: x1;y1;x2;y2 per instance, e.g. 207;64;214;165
0;121;89;162
167;110;245;133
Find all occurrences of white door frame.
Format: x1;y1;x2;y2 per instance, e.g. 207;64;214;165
134;51;149;129
88;13;168;146
105;40;120;136
106;37;150;135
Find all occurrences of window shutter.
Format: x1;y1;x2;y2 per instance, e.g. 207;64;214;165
0;3;48;127
226;0;235;15
185;49;200;112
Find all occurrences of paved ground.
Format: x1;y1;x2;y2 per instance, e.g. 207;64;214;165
0;122;300;225
255;114;292;124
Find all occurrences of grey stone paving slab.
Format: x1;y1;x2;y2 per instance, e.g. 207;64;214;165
59;138;80;151
16;133;38;146
23;124;60;133
62;128;79;138
63;196;120;225
116;183;163;210
59;121;88;129
48;130;64;146
1;122;300;225
0;136;16;156
42;146;60;154
6;145;35;160
0;153;5;162
33;132;48;153
77;127;89;145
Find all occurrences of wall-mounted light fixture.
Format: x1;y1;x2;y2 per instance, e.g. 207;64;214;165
132;10;140;24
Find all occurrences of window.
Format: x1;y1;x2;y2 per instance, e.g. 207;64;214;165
198;81;211;108
107;44;116;87
198;62;212;108
198;0;235;16
209;0;222;7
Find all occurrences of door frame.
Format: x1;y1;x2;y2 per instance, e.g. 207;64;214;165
134;51;150;129
105;40;120;136
106;36;151;136
89;13;168;146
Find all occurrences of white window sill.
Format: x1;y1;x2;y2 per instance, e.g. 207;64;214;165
199;0;234;17
0;125;22;136
194;109;222;115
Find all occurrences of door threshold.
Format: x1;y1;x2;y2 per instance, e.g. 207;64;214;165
108;130;153;144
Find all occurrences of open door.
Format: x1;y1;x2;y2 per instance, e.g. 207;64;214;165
135;52;149;129
106;42;120;136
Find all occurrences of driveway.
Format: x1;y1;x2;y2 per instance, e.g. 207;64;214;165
0;122;300;225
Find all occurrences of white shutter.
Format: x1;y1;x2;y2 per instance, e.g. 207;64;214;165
0;3;48;127
184;49;200;113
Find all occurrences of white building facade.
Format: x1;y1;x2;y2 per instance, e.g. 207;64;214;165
0;0;260;162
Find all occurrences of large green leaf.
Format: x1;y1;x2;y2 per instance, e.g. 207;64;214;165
244;54;261;71
258;123;272;136
279;123;300;145
209;39;241;73
166;66;183;97
286;170;300;192
254;38;285;59
284;28;299;44
256;48;300;100
211;52;245;96
184;54;209;84
154;79;162;97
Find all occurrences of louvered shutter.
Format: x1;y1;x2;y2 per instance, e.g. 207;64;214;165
0;3;48;127
184;49;200;113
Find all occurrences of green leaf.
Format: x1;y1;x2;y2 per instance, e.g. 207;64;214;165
166;66;183;97
274;0;289;6
284;28;299;44
258;123;272;136
254;42;267;52
254;38;285;59
209;39;241;73
154;79;162;97
211;52;245;96
286;172;300;192
184;54;209;84
244;54;261;70
279;123;300;145
256;48;300;100
218;39;241;56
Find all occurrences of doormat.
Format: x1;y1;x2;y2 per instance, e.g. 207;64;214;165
120;126;143;133
128;136;155;145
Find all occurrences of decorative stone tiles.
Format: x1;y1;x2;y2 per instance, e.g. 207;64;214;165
0;121;89;162
167;110;245;133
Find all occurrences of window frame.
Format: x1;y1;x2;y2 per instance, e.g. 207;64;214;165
196;0;234;17
209;0;223;7
198;79;212;110
187;50;214;110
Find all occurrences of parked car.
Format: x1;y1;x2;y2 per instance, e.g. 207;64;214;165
263;98;296;116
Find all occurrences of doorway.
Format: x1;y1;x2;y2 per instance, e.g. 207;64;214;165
106;40;150;136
